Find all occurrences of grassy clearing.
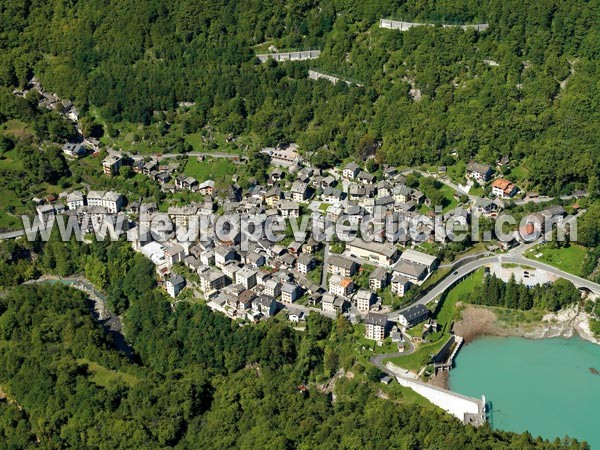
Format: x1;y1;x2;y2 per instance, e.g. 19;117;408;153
1;120;34;139
0;149;24;171
77;358;138;387
386;269;484;372
182;157;236;186
508;165;529;183
526;243;587;276
387;339;449;372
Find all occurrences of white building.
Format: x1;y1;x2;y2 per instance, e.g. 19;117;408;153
66;191;85;210
364;313;388;341
355;289;375;312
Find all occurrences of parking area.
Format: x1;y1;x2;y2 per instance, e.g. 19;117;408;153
488;262;558;287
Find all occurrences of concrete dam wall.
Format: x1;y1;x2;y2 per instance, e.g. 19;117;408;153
396;375;486;426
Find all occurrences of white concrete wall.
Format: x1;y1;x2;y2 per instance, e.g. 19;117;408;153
396;376;481;422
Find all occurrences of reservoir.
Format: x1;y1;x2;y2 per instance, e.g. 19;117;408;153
449;336;600;448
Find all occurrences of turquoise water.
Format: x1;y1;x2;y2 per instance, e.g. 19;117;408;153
449;336;600;448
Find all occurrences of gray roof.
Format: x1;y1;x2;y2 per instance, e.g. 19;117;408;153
398;304;430;322
328;255;356;270
392;261;427;279
364;312;387;326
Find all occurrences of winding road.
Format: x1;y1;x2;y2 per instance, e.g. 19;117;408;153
387;253;600;322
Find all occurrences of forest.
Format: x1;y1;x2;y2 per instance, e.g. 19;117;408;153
0;0;598;195
0;278;590;449
465;274;581;311
0;235;591;447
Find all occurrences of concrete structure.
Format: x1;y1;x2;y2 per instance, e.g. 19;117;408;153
380;18;488;32
308;70;363;87
355;289;375;312
103;154;123;176
67;191;85;210
395;376;486;426
364;312;388;341
328;255;358;277
328;275;354;298
397;304;430;328
492;178;518;199
346;238;398;267
391;274;410;296
281;283;301;303
257;50;321;63
166;274;185;298
399;249;439;272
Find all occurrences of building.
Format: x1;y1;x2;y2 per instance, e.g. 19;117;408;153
102;191;124;213
215;246;237;268
103;154;123;176
355;289;375;312
200;269;227;293
346;238;398;267
466;161;493;183
67;191;85;210
297;254;315;275
166;274;186;298
391;274;410;296
264;279;282;298
36;204;56;224
327;255;358;277
63;143;86;158
491;178;518;199
291;182;309;202
252;295;277;317
392;261;428;283
322;294;346;314
397;304;430;328
164;244;185;267
86;190;123;213
369;267;389;291
343;162;361;179
328;275;354;298
235;267;258;290
364;313;388;341
399;249;439;273
279;200;300;218
281;283;302;303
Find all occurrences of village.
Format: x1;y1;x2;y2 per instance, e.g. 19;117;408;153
30;134;577;355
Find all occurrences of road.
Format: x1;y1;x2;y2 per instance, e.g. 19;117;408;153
369;333;416;376
386;253;600;322
321;243;330;288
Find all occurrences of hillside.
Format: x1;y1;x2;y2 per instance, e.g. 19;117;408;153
0;0;599;195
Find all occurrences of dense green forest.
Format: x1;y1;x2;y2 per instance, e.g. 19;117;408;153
465;274;582;311
0;280;590;449
0;0;599;194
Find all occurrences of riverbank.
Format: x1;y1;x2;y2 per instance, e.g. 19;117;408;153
453;302;600;346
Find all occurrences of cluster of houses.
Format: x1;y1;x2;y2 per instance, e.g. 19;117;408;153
31;144;573;341
14;77;80;122
466;159;519;200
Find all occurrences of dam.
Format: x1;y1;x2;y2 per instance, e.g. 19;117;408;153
395;374;486;426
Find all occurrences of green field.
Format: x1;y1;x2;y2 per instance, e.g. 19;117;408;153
77;358;138;387
386;269;484;372
1;119;34;139
182;156;236;186
0;149;24;171
526;243;587;276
